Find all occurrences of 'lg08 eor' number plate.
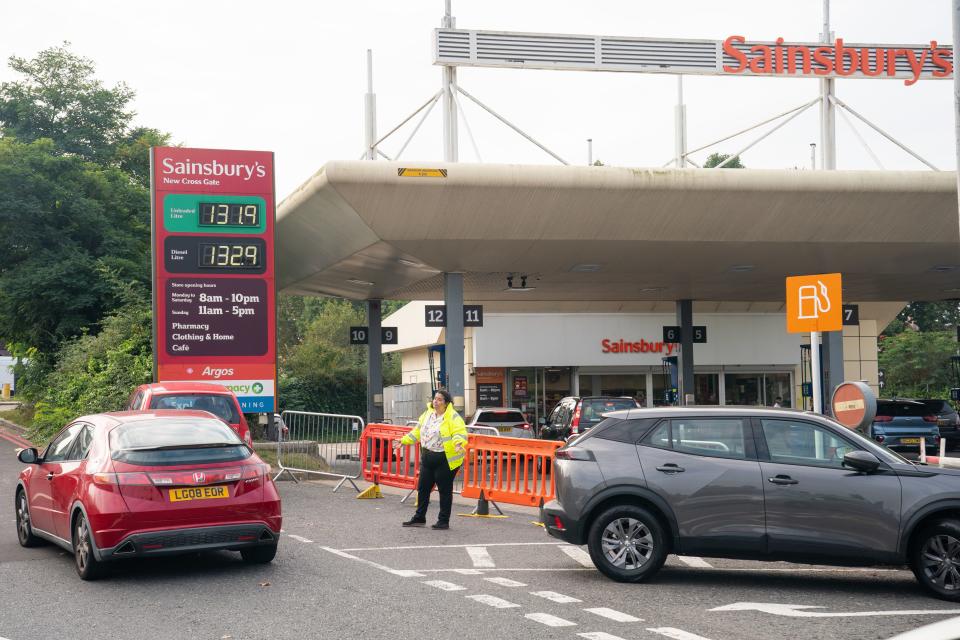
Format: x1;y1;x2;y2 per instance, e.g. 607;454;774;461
169;486;229;502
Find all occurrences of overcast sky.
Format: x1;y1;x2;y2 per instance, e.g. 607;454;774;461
3;1;955;197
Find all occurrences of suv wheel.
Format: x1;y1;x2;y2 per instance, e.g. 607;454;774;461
587;505;667;583
911;520;960;601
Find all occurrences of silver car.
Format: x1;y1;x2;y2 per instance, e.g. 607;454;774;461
541;406;960;601
467;407;533;438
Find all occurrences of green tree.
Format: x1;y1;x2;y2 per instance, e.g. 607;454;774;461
878;330;958;399
0;44;137;164
704;152;745;168
0;138;150;353
884;301;960;336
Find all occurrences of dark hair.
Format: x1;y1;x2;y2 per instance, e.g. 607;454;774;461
435;389;453;405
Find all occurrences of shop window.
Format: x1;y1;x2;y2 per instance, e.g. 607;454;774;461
694;374;719;405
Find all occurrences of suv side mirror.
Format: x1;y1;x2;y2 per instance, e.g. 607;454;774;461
843;450;880;474
17;448;39;464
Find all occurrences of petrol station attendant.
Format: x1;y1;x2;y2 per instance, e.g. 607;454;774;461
394;390;468;529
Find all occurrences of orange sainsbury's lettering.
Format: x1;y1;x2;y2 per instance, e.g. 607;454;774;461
721;36;951;85
722;35;748;72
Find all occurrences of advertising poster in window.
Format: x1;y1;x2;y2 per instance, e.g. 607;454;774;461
513;376;528;398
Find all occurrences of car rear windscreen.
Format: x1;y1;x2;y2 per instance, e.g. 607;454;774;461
149;393;240;423
476;411;527;424
876;402;928;417
110;418;249;465
581;399;638;423
920;400;952;414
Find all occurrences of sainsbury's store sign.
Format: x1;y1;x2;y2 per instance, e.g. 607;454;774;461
602;339;677;355
723;36;952;86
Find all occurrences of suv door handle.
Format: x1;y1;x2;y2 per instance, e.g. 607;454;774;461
768;475;798;485
656;464;685;473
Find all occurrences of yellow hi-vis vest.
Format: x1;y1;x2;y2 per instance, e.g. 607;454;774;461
401;403;469;470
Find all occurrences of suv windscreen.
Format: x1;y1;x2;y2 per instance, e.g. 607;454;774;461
476;410;526;425
149;393;240;424
110;418;249;466
580;399;638;425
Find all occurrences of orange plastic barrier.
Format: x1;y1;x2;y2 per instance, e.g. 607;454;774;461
359;424;420;490
461;435;563;508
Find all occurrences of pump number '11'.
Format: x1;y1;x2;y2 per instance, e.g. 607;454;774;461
200;243;261;268
199;202;260;227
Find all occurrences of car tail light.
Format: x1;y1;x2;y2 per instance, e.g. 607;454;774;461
552;515;565;531
571;405;582;434
555;447;593;461
242;463;270;479
874;415;893;423
923;415;939;423
520;423;531;431
93;472;152;486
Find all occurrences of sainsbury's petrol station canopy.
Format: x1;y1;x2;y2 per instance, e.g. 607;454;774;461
275;161;960;304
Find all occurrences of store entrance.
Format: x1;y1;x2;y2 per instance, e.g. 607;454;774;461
724;372;793;407
507;367;572;426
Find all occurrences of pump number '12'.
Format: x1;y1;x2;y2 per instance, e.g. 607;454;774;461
199;243;261;268
199;202;260;227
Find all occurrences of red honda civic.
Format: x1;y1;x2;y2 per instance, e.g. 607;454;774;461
14;410;282;580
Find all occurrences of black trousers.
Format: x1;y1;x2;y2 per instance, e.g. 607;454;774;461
414;449;459;524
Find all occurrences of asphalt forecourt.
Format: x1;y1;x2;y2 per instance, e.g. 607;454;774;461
3;427;959;640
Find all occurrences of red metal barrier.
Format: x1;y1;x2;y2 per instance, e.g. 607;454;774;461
461;435;563;508
359;424;419;490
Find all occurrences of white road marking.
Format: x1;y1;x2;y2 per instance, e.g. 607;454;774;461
341;542;565;552
423;580;467;591
530;590;582;603
676;555;713;568
485;576;527;587
465;594;521;609
525;613;577;627
647;628;714;640
412;567;594;573
319;546;414;577
578;633;627;640
709;602;960;618
466;546;496;568
584;608;642;622
287;535;313;543
391;570;426;578
559;545;595;567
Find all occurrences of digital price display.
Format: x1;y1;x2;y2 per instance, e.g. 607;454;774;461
199;242;262;269
199;202;260;227
151;147;277;413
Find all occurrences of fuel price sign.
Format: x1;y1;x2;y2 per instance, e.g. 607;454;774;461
151;147;277;412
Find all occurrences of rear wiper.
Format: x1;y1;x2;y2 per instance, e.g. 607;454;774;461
116;442;240;452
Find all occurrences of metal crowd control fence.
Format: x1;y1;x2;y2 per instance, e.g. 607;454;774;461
461;435;564;508
274;411;365;492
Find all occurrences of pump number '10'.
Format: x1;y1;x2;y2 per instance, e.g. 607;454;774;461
200;202;260;227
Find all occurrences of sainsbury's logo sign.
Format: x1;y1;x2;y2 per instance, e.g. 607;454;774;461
602;339;676;355
161;157;267;181
722;36;952;86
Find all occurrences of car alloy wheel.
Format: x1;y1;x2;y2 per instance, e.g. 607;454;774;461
73;514;103;580
601;517;654;570
920;533;960;592
16;491;40;547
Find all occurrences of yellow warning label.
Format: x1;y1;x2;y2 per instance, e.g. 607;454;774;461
398;168;447;178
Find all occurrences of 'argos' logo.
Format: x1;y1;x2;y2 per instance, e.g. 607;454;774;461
201;367;234;379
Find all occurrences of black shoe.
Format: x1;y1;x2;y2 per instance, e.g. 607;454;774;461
402;518;426;527
431;522;449;530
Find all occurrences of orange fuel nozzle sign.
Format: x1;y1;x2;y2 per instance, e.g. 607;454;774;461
785;273;843;334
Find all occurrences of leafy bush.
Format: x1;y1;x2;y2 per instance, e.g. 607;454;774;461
26;300;152;441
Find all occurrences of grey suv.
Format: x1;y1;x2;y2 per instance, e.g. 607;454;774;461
541;406;960;601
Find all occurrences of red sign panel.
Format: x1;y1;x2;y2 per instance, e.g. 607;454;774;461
151;147;276;412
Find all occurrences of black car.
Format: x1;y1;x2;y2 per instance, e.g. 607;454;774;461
539;396;640;440
919;399;960;450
